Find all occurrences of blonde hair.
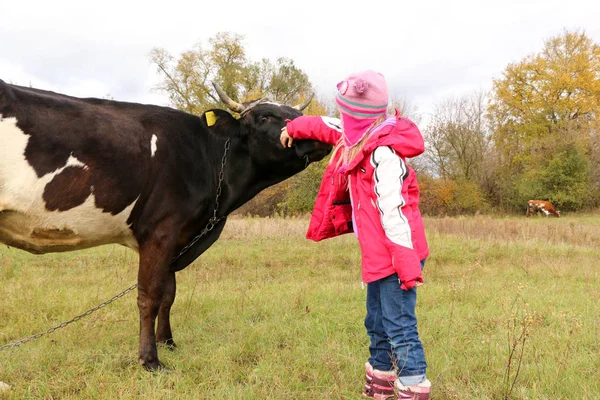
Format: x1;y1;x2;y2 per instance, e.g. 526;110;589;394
329;115;387;169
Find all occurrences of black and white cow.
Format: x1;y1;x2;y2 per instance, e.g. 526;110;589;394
0;80;331;370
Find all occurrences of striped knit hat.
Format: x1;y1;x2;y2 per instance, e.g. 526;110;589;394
336;70;389;147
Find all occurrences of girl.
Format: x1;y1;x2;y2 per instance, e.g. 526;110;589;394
280;70;430;400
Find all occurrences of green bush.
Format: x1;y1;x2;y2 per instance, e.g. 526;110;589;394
513;144;596;212
277;158;329;215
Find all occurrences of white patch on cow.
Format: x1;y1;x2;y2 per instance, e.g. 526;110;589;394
151;134;158;157
66;154;87;169
0;116;139;253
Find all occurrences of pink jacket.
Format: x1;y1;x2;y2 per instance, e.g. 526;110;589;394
286;113;429;289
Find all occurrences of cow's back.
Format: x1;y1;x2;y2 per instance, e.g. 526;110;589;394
527;199;559;217
0;81;170;253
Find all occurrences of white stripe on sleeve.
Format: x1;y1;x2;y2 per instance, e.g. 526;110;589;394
321;117;342;132
371;146;413;249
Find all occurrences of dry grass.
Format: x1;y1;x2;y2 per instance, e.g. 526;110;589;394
0;215;599;399
222;216;310;239
425;215;600;247
225;214;600;248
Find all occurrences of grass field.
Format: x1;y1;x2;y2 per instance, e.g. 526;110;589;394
0;215;599;399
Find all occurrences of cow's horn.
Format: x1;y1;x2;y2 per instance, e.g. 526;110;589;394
212;82;245;113
293;93;314;111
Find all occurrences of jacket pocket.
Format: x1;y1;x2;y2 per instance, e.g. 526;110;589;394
330;202;353;235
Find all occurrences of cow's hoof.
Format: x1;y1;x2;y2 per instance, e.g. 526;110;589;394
138;358;165;372
157;338;177;351
151;365;172;374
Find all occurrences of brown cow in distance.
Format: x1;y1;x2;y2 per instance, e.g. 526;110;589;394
526;200;560;218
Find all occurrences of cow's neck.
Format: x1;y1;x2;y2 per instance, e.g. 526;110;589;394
219;140;289;215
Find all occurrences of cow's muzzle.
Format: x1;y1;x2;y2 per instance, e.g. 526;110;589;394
296;140;332;164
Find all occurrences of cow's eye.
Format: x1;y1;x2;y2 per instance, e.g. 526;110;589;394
259;116;270;124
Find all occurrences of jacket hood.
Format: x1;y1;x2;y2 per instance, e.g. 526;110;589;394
342;110;425;173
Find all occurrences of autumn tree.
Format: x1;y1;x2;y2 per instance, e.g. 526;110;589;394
418;92;491;214
150;32;319;115
489;30;600;210
388;93;421;123
425;92;489;181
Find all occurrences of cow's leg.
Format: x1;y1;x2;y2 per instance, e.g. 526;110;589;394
156;271;177;349
137;221;178;371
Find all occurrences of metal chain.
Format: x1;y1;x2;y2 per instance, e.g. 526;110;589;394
171;138;230;261
0;283;138;351
0;139;231;351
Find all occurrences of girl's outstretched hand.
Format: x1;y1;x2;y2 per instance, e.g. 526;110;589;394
280;127;294;148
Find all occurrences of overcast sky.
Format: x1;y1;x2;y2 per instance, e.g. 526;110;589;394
2;0;599;124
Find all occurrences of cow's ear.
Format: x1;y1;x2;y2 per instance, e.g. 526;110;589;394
202;109;241;136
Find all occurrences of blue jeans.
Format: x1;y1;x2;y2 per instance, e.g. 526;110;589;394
364;260;427;384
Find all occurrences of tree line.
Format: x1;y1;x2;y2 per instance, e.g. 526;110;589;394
151;30;600;216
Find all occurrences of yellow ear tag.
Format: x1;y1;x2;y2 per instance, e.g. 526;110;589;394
205;111;218;127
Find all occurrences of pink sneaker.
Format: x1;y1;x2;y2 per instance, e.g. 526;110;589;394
395;378;431;400
362;362;396;399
